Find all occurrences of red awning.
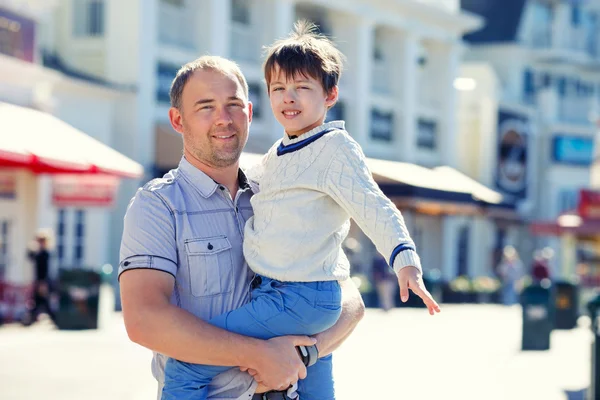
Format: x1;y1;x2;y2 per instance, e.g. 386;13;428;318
0;102;143;178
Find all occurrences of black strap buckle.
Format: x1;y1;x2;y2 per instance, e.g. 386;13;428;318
254;391;290;400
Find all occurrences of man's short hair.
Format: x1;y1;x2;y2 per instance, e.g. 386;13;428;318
263;20;344;95
170;56;249;109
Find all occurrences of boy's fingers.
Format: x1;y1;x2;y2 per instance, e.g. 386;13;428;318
398;278;409;302
412;285;441;314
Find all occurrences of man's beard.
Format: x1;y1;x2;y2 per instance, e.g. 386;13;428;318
201;127;244;168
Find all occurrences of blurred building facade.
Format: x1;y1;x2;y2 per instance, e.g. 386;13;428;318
459;0;600;277
0;0;141;299
35;0;510;286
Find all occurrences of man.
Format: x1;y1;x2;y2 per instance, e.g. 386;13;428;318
119;56;365;400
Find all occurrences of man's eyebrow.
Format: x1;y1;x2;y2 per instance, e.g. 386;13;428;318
194;98;214;106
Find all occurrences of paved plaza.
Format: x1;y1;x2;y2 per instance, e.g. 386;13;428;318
0;304;592;399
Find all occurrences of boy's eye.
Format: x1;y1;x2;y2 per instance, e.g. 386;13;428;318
299;86;310;90
271;87;283;92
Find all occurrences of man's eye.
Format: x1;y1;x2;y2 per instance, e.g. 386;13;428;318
200;106;213;110
229;103;243;108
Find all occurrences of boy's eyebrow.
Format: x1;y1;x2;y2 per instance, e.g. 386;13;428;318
270;79;312;85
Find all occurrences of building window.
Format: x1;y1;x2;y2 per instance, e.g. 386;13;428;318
74;210;85;265
523;68;536;104
232;0;251;25
162;0;184;6
370;109;394;142
572;4;581;26
558;189;579;215
248;83;262;119
73;0;105;37
456;225;470;277
325;101;344;123
57;209;66;264
416;118;437;149
230;0;259;61
0;220;9;280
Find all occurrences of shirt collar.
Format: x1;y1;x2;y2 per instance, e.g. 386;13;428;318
178;157;250;198
281;120;345;146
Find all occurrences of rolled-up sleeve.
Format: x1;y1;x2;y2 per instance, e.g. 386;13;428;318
118;188;178;279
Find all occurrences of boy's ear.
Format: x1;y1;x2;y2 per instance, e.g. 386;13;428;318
325;85;339;108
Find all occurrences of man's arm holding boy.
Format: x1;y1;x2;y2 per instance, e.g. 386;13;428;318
119;189;314;390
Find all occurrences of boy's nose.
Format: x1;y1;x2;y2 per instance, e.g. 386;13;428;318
283;91;296;103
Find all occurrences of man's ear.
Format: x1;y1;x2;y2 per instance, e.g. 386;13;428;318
247;101;253;124
325;86;339;108
168;107;184;134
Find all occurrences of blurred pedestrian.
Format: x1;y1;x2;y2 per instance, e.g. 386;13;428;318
531;249;550;283
372;252;397;311
497;245;522;306
25;231;55;324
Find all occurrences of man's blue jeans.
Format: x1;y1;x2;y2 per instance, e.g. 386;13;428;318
162;276;342;400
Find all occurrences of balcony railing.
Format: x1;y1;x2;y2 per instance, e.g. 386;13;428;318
530;25;597;59
558;97;595;125
230;24;260;63
371;62;391;95
157;4;196;49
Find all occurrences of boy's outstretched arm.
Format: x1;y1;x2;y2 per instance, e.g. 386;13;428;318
324;136;440;315
313;277;365;356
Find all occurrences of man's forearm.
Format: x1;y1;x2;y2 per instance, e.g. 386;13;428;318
313;278;365;357
134;303;260;366
122;291;262;369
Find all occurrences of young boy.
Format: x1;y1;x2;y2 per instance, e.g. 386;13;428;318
162;21;440;400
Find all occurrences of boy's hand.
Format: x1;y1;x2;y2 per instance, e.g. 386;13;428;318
397;266;441;315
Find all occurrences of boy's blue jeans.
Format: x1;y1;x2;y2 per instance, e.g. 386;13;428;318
162;276;342;400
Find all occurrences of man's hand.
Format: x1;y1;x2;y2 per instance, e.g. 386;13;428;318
397;266;441;315
245;335;316;391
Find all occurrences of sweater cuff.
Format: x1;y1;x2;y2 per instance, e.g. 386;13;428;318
391;249;422;276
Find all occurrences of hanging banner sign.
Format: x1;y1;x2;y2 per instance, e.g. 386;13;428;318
52;175;119;208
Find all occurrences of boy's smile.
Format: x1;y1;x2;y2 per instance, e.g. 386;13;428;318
268;65;338;138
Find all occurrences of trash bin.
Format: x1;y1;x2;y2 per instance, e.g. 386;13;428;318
520;282;553;351
588;294;600;400
54;268;101;330
554;279;579;330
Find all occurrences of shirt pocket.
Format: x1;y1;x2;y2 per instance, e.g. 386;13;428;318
185;236;234;297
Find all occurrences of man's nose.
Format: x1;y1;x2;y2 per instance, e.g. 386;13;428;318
215;107;233;125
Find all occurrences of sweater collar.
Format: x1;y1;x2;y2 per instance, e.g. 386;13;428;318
281;120;345;146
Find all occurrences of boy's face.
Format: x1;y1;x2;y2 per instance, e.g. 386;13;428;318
268;65;337;138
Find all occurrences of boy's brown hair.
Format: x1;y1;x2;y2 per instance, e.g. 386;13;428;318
263;20;344;95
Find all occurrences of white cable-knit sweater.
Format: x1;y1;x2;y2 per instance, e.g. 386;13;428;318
244;121;421;282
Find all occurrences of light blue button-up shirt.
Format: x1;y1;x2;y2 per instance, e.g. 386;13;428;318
119;157;257;400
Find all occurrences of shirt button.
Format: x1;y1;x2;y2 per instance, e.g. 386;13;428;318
219;186;225;190
208;243;214;250
123;261;130;266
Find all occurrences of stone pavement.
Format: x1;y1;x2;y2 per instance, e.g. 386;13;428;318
0;304;592;400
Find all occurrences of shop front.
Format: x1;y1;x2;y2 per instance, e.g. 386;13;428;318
0;102;142;322
530;189;600;312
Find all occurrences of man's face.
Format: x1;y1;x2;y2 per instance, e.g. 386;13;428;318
172;69;252;168
268;65;337;138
